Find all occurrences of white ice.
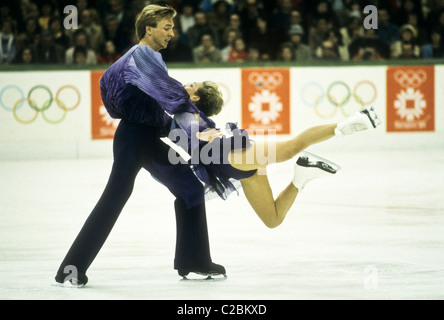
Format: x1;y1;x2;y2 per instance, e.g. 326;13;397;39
1;147;444;300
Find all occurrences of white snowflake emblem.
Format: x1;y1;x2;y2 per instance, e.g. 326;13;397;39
248;90;283;125
394;88;426;122
99;105;120;127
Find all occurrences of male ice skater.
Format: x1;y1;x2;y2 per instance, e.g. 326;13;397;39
54;4;225;287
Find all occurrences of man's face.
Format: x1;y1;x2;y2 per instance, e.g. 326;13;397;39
107;19;119;33
195;12;206;26
148;18;174;51
110;0;123;13
201;35;213;49
81;10;92;26
75;34;87;47
378;10;389;25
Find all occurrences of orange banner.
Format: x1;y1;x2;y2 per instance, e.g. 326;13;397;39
386;66;434;132
91;70;119;139
241;68;290;135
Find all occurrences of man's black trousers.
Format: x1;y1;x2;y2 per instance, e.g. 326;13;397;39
55;119;212;281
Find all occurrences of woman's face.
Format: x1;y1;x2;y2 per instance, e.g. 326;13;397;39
184;82;204;99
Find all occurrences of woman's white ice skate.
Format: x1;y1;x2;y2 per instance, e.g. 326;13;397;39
335;106;381;137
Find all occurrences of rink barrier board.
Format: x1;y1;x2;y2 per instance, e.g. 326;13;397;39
0;64;442;160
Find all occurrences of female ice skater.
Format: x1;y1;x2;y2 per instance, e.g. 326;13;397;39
171;81;381;228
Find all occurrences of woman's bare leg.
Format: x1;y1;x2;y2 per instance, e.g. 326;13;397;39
229;124;337;171
240;170;297;229
230;124;337;228
229;107;381;228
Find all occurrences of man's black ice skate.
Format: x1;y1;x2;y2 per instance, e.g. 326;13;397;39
178;262;227;281
52;271;88;288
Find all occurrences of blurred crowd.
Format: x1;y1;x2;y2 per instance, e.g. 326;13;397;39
1;0;444;65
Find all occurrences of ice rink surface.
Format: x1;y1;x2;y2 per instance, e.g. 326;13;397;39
1;144;444;300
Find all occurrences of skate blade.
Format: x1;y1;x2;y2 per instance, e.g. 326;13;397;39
361;106;381;128
297;151;341;173
51;280;86;288
180;274;227;282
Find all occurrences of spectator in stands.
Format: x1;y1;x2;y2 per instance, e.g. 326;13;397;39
377;8;400;47
288;24;312;61
349;28;388;61
16;17;40;54
202;0;234;13
192;32;221;63
331;0;352;26
197;52;213;62
352;46;383;61
208;0;232;41
320;28;349;60
0;2;18;33
220;26;242;61
161;25;193;63
311;0;339;28
15;46;35;64
73;45;87;64
277;42;294;61
393;0;425;28
75;9;105;54
0;2;11;25
65;29;96;64
0;0;433;65
178;1;195;34
271;0;295;45
0;18;16;64
317;39;340;61
339;12;364;51
238;0;265;43
227;36;247;62
406;12;428;46
247;45;260;62
227;12;243;36
247;14;278;61
187;10;220;50
289;9;308;44
105;0;133;35
75;0;89;16
421;29;444;58
74;0;101;27
18;0;39;22
425;4;444;35
49;17;69;51
391;24;420;59
97;39;121;64
103;14;130;55
38;1;56;31
437;10;444;45
308;17;331;54
398;42;419;59
34;29;64;63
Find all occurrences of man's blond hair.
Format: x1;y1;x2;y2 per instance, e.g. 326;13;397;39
135;4;176;41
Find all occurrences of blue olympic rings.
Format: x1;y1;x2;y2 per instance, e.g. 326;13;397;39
1;85;25;112
0;85;81;124
300;80;377;119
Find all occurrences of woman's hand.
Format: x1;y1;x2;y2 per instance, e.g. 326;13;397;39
196;129;223;142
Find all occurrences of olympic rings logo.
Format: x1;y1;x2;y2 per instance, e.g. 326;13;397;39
0;85;81;124
300;80;377;119
393;69;427;88
248;72;283;90
215;81;231;107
